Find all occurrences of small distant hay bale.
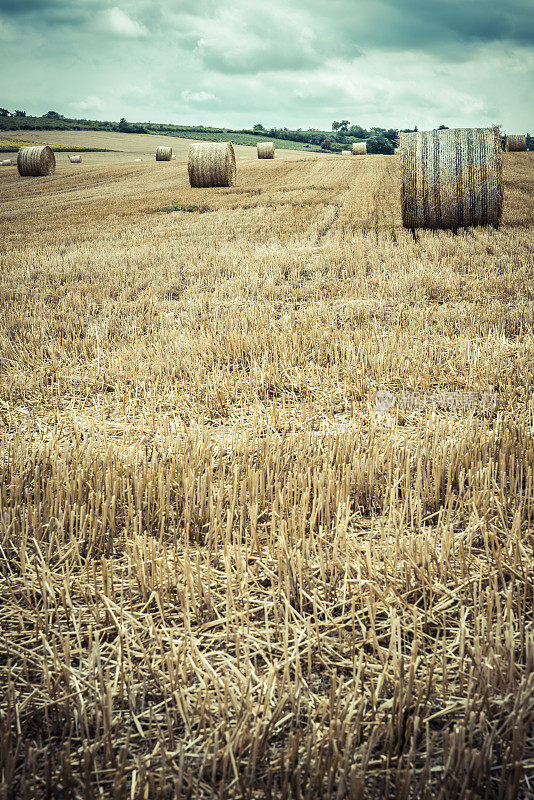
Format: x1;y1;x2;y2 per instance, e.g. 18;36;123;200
156;146;172;161
69;154;82;163
134;158;142;162
1;159;12;166
401;126;502;230
505;135;526;152
341;150;351;155
171;154;176;160
17;145;55;177
352;142;367;155
394;147;400;155
188;141;236;188
257;141;275;159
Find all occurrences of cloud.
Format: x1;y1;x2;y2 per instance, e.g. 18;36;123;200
177;5;329;74
101;7;147;38
181;90;216;104
70;95;104;114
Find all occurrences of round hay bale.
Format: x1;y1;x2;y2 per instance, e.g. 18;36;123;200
156;146;172;161
1;160;12;166
352;142;367;155
69;154;82;163
505;135;526;152
188;141;236;188
257;141;275;159
341;150;351;155
17;145;55;177
401;126;502;230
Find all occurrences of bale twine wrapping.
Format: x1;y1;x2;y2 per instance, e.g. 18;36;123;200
352;142;367;155
188;141;236;188
17;145;55;177
505;135;526;152
257;141;275;159
156;146;172;161
69;155;82;163
401;127;502;230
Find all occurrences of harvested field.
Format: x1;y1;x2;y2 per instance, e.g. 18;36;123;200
0;151;533;800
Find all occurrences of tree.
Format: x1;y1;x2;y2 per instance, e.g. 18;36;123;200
321;138;332;150
366;134;394;155
0;108;9;117
332;121;341;132
44;111;61;118
438;124;448;130
253;123;265;131
339;120;350;132
13;110;26;117
349;124;367;139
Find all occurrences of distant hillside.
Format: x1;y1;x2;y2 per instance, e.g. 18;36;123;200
0;114;324;153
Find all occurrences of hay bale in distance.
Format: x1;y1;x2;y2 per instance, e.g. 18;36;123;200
505;135;526;152
171;155;176;160
188;141;236;188
401;126;502;230
17;145;55;177
352;142;367;155
257;141;275;159
69;155;82;163
134;158;142;162
394;147;400;155
0;160;12;166
156;146;172;161
341;150;351;155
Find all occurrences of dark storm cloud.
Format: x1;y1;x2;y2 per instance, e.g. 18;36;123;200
168;0;534;77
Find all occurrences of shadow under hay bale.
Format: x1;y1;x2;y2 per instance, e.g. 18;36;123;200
352;142;367;155
188;141;236;188
505;135;527;152
17;145;55;177
156;146;173;161
257;142;275;159
401;127;503;231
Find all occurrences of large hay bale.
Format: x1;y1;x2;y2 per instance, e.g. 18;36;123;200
401;127;502;230
69;155;82;163
156;146;172;161
505;135;527;152
188;141;236;188
257;141;275;159
352;142;367;155
17;145;55;177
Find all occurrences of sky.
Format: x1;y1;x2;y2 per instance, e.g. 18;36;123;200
0;0;532;132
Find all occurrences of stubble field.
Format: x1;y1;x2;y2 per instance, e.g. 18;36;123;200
0;147;533;799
